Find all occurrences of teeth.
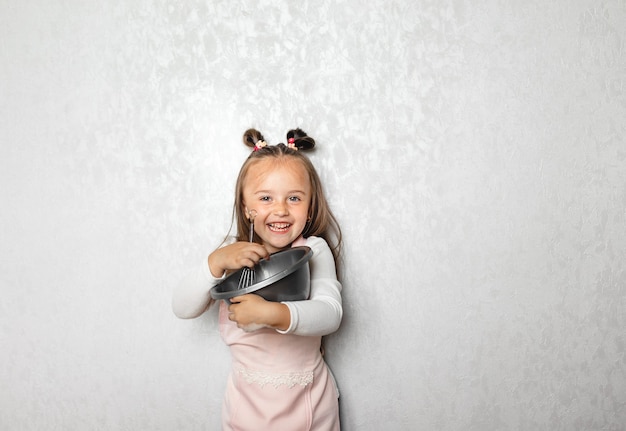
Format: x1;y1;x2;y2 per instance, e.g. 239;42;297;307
269;223;290;230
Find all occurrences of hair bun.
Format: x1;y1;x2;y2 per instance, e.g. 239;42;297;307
243;128;266;149
286;128;315;151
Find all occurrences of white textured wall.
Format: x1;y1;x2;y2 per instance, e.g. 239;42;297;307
1;1;625;430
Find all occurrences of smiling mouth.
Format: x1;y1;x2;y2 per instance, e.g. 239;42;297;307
268;223;291;232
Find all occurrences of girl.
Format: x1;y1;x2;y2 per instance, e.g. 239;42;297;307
173;128;343;430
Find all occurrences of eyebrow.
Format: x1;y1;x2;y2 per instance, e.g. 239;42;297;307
254;190;307;195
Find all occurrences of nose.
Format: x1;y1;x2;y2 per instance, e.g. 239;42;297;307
273;201;289;216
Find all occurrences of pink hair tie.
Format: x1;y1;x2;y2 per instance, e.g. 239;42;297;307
253;140;267;152
287;138;297;150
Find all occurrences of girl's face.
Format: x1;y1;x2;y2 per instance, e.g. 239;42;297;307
242;158;311;254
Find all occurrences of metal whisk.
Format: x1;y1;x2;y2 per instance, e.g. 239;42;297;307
237;210;256;289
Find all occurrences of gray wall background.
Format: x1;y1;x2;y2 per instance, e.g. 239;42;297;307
2;0;625;430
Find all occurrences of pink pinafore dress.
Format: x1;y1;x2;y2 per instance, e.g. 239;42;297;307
218;301;340;430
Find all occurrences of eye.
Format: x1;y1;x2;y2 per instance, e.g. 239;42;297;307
288;196;301;202
259;196;271;202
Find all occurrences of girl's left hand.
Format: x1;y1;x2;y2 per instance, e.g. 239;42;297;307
228;294;290;332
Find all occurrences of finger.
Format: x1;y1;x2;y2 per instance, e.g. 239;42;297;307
241;252;267;268
247;243;271;260
231;294;257;303
258;245;271;260
242;258;257;269
238;251;260;268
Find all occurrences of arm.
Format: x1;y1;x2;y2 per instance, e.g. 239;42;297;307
227;236;342;335
279;236;343;336
172;257;221;319
172;240;270;319
227;294;291;331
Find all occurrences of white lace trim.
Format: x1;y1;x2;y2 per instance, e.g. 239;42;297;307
237;366;313;388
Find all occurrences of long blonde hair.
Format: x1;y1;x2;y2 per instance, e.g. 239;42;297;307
230;128;342;265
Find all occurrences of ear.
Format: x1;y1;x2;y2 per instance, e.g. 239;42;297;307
244;207;257;221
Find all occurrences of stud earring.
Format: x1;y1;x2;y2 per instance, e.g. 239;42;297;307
246;208;257;221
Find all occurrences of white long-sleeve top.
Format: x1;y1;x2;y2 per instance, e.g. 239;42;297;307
172;236;343;336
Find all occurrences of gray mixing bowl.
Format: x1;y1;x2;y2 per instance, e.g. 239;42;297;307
210;246;313;302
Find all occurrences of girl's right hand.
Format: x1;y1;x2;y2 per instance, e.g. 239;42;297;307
207;242;270;278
